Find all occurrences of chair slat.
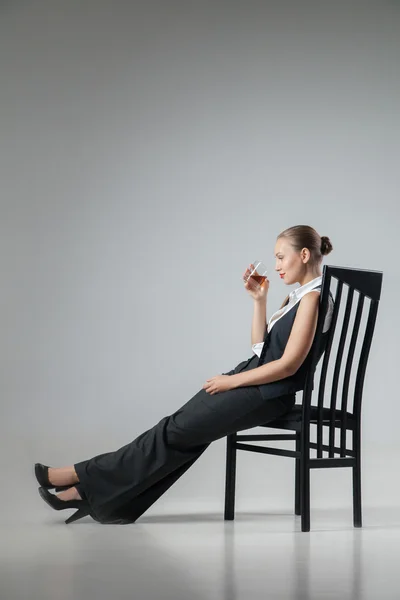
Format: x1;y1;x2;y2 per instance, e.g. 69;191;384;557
316;279;342;457
353;299;379;422
340;293;364;456
329;287;354;457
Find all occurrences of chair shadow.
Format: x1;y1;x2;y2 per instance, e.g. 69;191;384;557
137;506;400;530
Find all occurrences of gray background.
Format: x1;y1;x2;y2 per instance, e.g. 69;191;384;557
0;0;398;522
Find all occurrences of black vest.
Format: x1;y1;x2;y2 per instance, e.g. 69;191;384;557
255;285;332;401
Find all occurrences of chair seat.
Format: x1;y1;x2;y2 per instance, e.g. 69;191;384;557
261;404;356;431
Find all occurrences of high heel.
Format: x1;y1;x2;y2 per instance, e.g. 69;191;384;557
34;463;73;492
38;487;90;524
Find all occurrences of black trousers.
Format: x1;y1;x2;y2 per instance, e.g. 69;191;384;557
74;355;296;524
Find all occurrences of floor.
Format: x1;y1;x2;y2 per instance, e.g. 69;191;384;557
2;505;400;600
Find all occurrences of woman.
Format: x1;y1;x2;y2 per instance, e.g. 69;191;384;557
35;225;334;524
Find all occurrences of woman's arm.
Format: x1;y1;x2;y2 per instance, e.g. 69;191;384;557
251;298;267;346
232;292;320;388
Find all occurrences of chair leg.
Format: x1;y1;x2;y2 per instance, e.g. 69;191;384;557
300;457;310;532
352;429;362;528
224;433;237;520
295;432;301;516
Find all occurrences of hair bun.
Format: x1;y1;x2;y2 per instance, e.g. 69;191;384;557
320;236;333;256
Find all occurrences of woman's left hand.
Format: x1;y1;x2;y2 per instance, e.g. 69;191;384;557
203;375;235;395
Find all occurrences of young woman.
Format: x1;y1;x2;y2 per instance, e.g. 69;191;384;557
35;225;334;524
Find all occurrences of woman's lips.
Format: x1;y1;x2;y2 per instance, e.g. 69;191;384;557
280;273;285;278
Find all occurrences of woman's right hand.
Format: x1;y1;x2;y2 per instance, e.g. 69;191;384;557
243;264;270;301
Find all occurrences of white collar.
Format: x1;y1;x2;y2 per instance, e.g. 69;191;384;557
288;275;322;302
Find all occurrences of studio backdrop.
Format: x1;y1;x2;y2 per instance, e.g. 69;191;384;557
0;0;398;522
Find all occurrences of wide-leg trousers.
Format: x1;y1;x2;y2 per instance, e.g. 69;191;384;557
74;355;296;524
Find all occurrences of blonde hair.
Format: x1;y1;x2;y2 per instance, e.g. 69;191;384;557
277;225;333;266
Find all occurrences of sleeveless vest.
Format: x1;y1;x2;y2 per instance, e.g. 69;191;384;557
255;284;332;401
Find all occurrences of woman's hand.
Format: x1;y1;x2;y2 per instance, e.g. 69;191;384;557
243;263;270;301
203;375;235;395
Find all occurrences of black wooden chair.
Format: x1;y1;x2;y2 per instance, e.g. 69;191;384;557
224;265;383;532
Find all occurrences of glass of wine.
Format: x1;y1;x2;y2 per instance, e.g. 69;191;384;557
243;261;268;290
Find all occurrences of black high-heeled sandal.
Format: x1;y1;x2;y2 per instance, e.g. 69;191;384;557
38;487;90;524
34;463;74;492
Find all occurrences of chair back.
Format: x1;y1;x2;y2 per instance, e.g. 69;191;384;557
302;265;383;457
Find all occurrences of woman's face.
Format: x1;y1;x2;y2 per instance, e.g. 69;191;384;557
274;238;309;285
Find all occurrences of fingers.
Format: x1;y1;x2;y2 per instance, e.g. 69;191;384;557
203;380;216;394
243;264;254;280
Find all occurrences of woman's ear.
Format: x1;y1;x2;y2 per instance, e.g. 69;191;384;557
301;247;311;264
